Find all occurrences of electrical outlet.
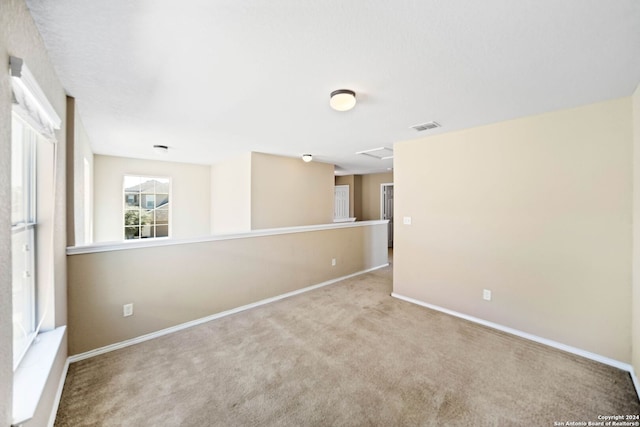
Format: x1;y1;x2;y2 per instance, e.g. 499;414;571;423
123;303;134;317
332;258;337;266
403;216;412;225
483;289;492;301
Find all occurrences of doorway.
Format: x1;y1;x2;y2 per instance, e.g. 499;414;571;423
380;183;394;248
334;185;350;220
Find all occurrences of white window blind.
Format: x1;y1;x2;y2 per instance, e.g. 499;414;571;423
10;56;61;142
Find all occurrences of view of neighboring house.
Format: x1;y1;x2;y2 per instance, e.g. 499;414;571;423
123;176;170;239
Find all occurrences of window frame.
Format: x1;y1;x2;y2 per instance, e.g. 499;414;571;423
122;175;171;240
11;114;39;370
9;59;62;425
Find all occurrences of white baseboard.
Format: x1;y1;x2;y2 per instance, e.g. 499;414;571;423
631;367;640;400
391;292;639;399
68;264;389;364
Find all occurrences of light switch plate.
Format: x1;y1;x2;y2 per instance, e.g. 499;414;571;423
123;303;134;317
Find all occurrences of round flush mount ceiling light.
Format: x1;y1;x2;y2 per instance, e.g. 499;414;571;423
153;144;169;154
329;89;356;111
302;154;313;163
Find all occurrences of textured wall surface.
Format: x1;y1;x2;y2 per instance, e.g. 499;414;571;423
632;84;640;376
0;3;13;422
1;0;68;424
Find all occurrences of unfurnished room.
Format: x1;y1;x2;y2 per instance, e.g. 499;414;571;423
1;1;640;426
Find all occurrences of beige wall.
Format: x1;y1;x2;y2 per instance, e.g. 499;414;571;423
67;97;94;246
1;0;69;424
335;175;356;218
633;84;640;375
93;155;211;242
67;223;388;355
394;98;632;362
361;172;393;221
211;153;251;234
353;175;362;220
335;173;384;221
251;152;334;229
334;175;363;220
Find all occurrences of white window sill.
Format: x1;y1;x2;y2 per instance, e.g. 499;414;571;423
13;326;66;426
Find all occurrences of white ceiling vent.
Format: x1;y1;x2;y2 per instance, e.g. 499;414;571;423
410;121;440;132
356;147;393;160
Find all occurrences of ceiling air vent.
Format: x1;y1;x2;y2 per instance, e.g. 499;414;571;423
356;147;394;160
410;121;440;132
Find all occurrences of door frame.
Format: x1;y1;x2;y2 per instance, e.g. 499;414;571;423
334;184;350;220
380;183;394;248
379;183;394;220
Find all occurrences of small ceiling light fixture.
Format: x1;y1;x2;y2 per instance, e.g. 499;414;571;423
153;144;169;154
330;89;356;111
302;154;313;163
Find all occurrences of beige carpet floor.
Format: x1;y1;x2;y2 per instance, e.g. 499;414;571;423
55;265;640;426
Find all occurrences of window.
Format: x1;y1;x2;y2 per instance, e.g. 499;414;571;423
11;115;38;368
124;176;170;239
10;57;60;375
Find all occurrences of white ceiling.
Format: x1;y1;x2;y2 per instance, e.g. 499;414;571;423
27;0;640;175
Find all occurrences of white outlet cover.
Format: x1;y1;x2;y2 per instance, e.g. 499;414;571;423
403;216;412;225
483;290;492;301
123;303;134;317
331;258;336;266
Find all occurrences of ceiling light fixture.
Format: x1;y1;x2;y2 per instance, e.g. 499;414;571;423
329;89;356;111
302;154;313;162
153;144;169;154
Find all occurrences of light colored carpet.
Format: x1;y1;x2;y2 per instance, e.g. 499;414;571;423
55;266;639;426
